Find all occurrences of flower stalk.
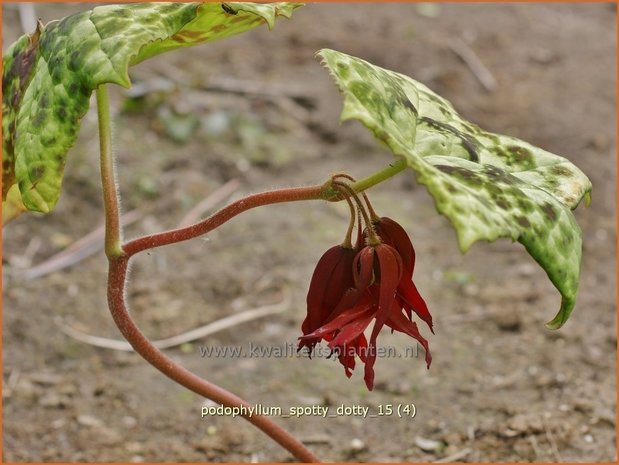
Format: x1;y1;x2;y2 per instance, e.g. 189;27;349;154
322;158;408;202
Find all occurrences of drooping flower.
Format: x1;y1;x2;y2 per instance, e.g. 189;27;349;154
299;216;433;390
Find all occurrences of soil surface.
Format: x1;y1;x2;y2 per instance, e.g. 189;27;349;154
3;3;616;462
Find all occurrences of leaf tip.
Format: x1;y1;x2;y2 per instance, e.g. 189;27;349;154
544;297;575;330
544;318;564;331
22;189;52;214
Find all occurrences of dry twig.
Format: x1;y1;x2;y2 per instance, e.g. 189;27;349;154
449;38;498;92
434;448;472;463
55;288;291;351
21;210;142;280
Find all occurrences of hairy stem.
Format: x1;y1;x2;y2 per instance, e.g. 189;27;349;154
96;85;123;257
123;185;323;256
107;256;319;463
333;173;380;222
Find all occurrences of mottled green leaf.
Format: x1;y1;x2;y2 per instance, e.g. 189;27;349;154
2;2;301;218
319;49;592;329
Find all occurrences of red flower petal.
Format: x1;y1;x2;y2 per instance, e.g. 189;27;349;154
397;277;434;333
328;309;374;348
387;307;432;368
337;334;369;377
353;246;375;289
302;245;355;340
374;244;403;331
375;217;416;276
299;295;373;341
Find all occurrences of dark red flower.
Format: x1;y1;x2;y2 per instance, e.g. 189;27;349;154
374;217;433;333
299;215;433;390
298;245;357;355
300;232;432;390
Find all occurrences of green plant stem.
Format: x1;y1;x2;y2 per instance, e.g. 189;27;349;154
96;85;123;257
324;157;408;201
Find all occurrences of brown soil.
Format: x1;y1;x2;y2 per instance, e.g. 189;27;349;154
3;3;616;462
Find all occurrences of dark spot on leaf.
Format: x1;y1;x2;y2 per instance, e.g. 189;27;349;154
516;216;531;228
496;198;510;210
12;41;39;93
542;177;559;189
3;160;11;171
32;111;46;128
231;14;250;23
43;136;57;146
172;30;205;41
222;3;238;14
435;164;476;179
211;24;227;33
560;234;573;249
400;96;418;116
551;165;573;177
68;50;80;71
349;80;383;112
56;107;67;121
39;93;49;108
420;116;479;162
112;8;131;17
485;183;502;196
507;145;534;166
336;62;350;80
541;202;558;222
30;165;45;181
484;165;504;177
81;82;90;96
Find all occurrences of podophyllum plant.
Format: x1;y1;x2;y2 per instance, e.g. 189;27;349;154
3;3;592;462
